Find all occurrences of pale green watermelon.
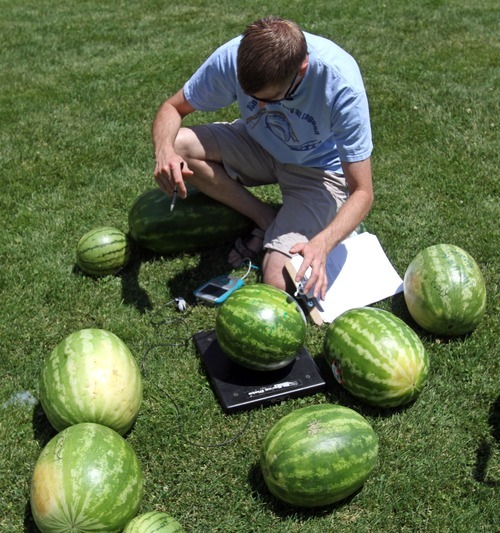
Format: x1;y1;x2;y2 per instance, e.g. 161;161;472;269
404;243;486;335
40;328;143;435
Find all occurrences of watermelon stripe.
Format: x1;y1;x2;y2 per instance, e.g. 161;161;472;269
40;329;143;435
78;232;127;250
78;244;127;262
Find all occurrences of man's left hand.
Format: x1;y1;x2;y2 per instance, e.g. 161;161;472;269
289;237;329;300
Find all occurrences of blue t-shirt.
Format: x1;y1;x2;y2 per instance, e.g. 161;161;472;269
184;32;372;174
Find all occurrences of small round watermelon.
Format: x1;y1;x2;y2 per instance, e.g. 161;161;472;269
40;328;143;435
404;244;487;336
260;404;378;507
30;423;143;533
76;226;131;276
324;307;429;408
215;284;307;371
123;511;185;532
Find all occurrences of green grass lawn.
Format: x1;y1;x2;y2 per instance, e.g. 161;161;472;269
1;0;498;531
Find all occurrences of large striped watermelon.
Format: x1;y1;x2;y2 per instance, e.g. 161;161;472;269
76;226;131;276
30;423;143;533
260;404;378;507
215;284;307;371
40;329;143;435
404;244;487;336
123;511;185;532
128;188;254;254
324;307;429;408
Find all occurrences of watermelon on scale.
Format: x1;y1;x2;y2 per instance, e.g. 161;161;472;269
128;188;254;254
324;307;429;408
40;328;143;435
215;284;307;371
76;226;131;276
31;423;143;533
260;404;378;507
404;243;487;336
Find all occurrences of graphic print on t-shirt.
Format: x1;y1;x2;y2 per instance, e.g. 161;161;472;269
246;108;322;152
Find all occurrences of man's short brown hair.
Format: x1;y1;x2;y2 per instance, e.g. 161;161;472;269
237;17;307;95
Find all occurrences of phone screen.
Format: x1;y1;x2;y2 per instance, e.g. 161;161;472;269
200;284;227;298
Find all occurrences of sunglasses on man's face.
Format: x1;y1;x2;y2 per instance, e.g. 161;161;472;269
249;71;299;104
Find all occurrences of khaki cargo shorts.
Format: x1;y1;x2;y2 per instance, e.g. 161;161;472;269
199;119;349;257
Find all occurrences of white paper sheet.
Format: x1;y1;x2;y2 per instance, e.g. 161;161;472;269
288;232;404;323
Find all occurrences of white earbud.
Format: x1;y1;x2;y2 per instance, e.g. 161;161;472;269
175;297;187;312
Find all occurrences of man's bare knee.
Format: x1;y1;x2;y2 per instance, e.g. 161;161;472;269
174;126;221;164
173;127;197;160
262;251;295;294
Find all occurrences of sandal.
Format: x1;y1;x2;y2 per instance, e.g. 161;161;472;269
228;228;265;267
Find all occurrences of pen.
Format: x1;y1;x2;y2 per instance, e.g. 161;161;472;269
170;186;178;212
170;162;184;212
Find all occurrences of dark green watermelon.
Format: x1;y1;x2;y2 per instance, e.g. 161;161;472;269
128;188;254;254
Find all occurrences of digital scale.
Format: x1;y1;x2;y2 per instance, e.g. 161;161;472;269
193;330;326;414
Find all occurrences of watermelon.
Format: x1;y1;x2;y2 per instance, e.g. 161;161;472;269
128;188;254;254
215;284;307;371
123;511;185;532
40;328;143;435
324;307;429;408
404;244;487;336
76;226;131;276
260;404;378;507
30;422;143;533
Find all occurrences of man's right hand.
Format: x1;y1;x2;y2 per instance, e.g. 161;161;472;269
154;153;192;199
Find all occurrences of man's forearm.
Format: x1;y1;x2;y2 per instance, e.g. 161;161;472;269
316;187;373;252
152;101;183;159
316;157;374;252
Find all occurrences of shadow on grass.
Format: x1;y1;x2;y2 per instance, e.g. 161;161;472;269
74;237;235;315
31;402;57;448
119;239;242;314
120;245;155;314
473;395;499;487
24;501;38;532
247;461;362;519
163;245;241;306
390;292;411;323
314;354;417;419
72;245;155;315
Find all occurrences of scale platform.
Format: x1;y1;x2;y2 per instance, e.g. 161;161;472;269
192;330;326;414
